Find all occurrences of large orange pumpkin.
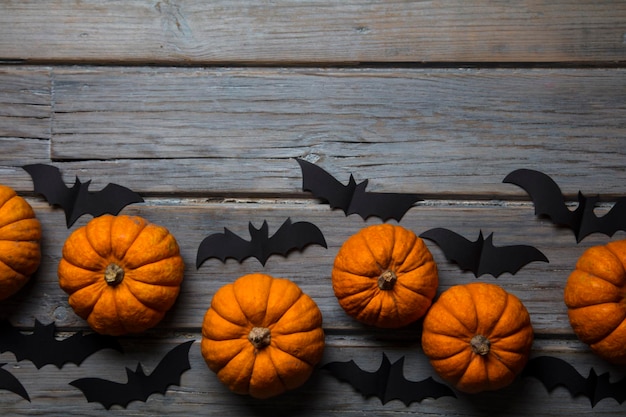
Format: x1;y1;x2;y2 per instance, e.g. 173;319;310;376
201;273;325;399
564;239;626;364
0;184;42;300
421;282;534;393
331;224;438;328
58;214;184;336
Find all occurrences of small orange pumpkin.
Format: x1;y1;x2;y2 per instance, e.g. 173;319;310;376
331;224;438;328
58;214;184;336
0;184;42;300
201;273;325;399
564;239;626;364
421;282;533;393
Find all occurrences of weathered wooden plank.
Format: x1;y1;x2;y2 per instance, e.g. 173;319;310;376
51;67;626;160
0;198;618;337
1;1;625;64
0;336;622;415
8;156;626;199
19;66;620;196
0;68;51;141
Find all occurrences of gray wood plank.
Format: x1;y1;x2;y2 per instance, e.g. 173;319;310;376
1;1;625;64
0;198;618;337
0;68;51;141
3;67;624;196
0;336;622;415
31;66;625;196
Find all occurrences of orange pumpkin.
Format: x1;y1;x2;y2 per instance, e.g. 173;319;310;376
0;184;42;300
421;282;534;393
201;273;325;399
564;239;626;364
58;214;184;336
331;224;438;328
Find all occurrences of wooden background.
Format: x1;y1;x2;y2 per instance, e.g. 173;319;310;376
1;0;626;415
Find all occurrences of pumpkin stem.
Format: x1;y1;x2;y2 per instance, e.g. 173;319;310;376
248;327;271;350
470;335;491;356
104;263;125;286
377;270;397;290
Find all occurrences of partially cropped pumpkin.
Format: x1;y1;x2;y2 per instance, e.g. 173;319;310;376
564;239;626;364
58;214;184;336
0;184;42;300
421;282;533;393
331;224;438;328
201;273;325;399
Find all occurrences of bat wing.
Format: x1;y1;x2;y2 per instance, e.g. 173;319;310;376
503;169;575;227
142;340;193;396
323;354;454;405
70;341;193;409
72;183;144;226
594;372;626;406
385;356;456;405
22;163;76;213
349;182;422;222
70;375;131;409
578;197;626;241
296;158;354;212
48;330;124;368
0;320;122;369
322;356;389;401
264;218;327;263
0;364;29;402
196;228;252;267
522;356;593;403
478;234;548;277
420;228;481;275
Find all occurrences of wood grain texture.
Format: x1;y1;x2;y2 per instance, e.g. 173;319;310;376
1;1;625;64
2;0;626;414
1;66;625;196
0;198;617;335
0;200;624;414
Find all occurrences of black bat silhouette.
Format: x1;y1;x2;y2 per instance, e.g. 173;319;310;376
522;356;626;407
503;168;626;242
322;353;456;405
420;228;548;278
296;158;422;222
0;320;123;369
70;340;193;409
0;363;29;402
196;217;327;268
23;163;144;227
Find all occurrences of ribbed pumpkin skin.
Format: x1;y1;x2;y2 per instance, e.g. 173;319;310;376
421;283;533;393
564;239;626;364
58;214;184;336
0;184;42;300
331;224;438;328
201;273;325;399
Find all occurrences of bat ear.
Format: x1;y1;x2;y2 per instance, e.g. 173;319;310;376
132;364;146;376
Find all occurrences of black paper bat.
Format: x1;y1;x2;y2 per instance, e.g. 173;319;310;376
503;168;626;242
23;163;144;227
522;356;626;407
0;363;29;402
419;228;548;278
0;320;123;369
196;217;327;268
296;158;422;222
70;340;193;409
322;353;456;405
